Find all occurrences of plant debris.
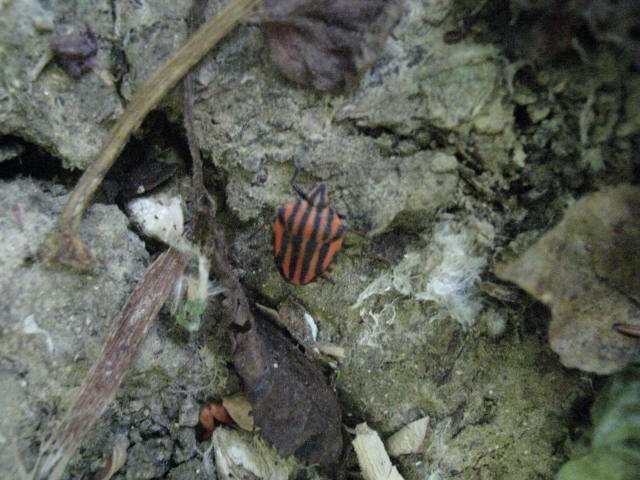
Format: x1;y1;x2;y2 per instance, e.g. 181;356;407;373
32;249;188;480
232;315;343;469
257;0;402;91
212;427;295;479
94;443;128;480
49;25;98;77
352;423;405;480
39;0;262;270
222;392;256;431
556;362;640;480
386;417;430;457
496;185;640;374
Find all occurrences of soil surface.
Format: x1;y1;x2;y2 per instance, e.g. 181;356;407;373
1;0;638;479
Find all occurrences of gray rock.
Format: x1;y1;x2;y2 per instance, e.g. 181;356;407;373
0;177;147;475
0;0;123;169
126;437;174;479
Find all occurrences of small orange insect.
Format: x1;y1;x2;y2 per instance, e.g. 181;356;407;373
272;173;346;285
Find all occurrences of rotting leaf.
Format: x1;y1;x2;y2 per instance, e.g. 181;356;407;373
232;315;342;469
223;392;256;431
496;185;640;375
49;25;98;77
257;0;402;92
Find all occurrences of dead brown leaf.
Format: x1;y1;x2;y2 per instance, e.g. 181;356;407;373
258;0;402;91
496;185;640;374
232;316;342;469
49;25;98;77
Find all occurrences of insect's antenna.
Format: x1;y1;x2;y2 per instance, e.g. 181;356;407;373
290;165;300;185
290;166;309;201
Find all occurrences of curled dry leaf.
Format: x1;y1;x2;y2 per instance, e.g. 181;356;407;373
212;427;294;479
223;392;256;431
496;185;640;374
258;0;402;91
232;316;342;469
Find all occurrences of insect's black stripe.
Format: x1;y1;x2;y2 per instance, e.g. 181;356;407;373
276;205;287;226
294;197;315;238
320;210;336;242
336;217;346;239
308;205;326;242
287;233;304;280
321;210;346;242
277;228;296;281
290;201;317;280
299;236;322;284
314;241;332;278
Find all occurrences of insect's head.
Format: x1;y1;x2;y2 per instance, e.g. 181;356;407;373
306;184;329;208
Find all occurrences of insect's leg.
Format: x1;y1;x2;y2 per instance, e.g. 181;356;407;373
248;221;266;241
321;273;336;285
613;323;640;338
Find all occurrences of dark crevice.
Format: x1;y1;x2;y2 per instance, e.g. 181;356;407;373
107;0;130;103
103;110;189;203
513;104;531;131
0;136;81;187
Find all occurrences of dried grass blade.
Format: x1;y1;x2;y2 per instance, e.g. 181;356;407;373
33;249;188;480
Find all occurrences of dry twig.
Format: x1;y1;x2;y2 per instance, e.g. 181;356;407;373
38;0;262;269
31;249;188;480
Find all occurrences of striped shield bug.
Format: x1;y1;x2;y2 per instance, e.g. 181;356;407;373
272;173;346;285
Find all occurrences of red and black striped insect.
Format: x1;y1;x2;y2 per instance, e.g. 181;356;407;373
272;174;346;285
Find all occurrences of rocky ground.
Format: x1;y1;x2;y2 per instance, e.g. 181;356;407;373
1;0;639;479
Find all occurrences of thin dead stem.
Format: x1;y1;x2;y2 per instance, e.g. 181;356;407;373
31;249;188;480
185;0;209;210
28;2;264;477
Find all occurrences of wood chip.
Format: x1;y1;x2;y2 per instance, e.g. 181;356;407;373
352;423;405;480
386;417;430;457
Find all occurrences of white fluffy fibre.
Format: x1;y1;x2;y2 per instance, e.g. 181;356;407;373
353;221;492;327
126;194;184;244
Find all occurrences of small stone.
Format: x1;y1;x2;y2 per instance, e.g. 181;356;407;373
31;13;55;32
527;104;551;123
178;397;200;428
386;417;430;457
126;438;174;480
429;152;458;173
173;428;197;464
